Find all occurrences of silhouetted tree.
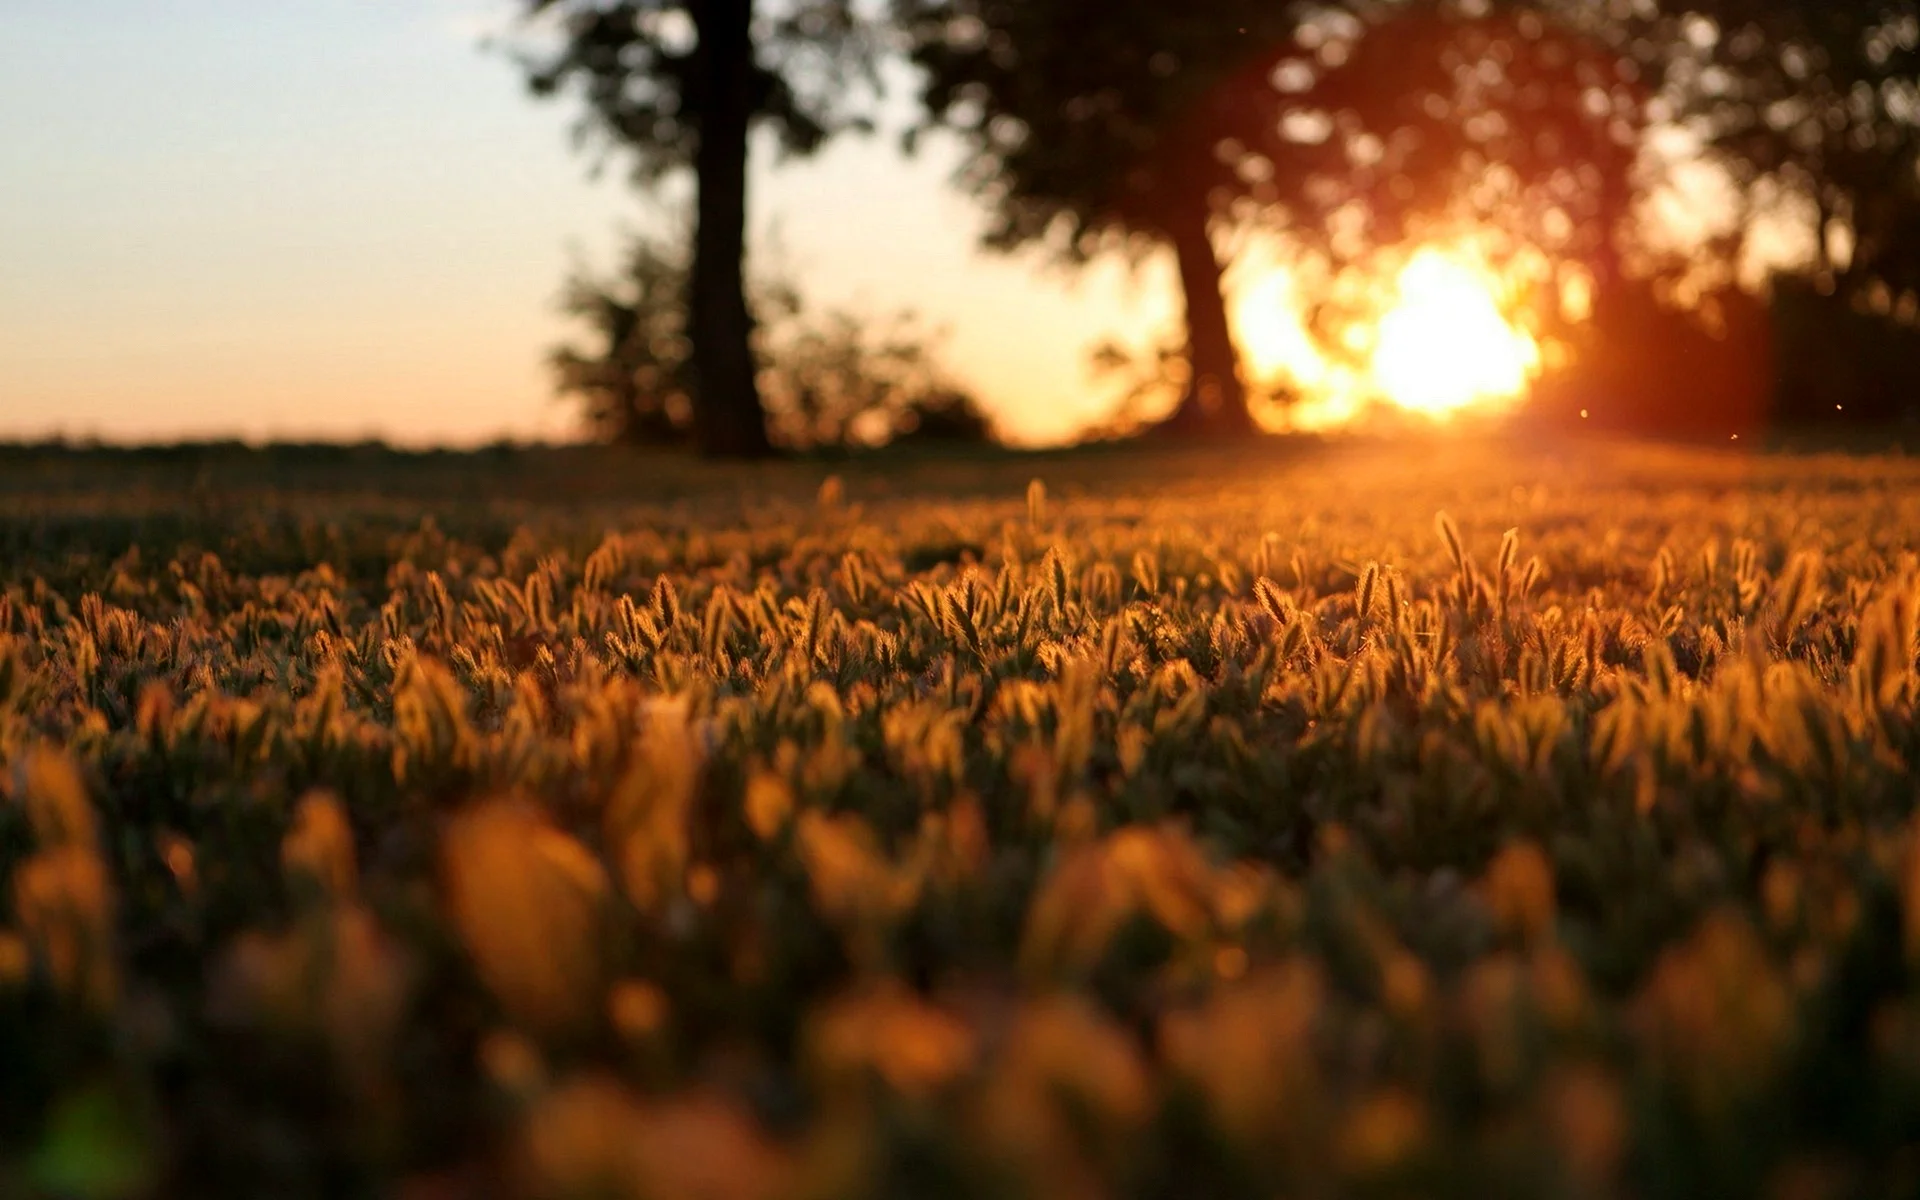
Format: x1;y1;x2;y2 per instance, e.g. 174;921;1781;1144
1663;4;1920;424
895;1;1332;437
516;0;876;457
1306;0;1660;303
551;230;995;449
551;237;695;446
1295;1;1785;431
1675;2;1920;298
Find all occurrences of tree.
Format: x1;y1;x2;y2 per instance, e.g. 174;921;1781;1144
1303;1;1660;298
550;229;996;449
516;0;876;457
1269;1;1920;431
1293;0;1777;430
550;236;696;446
894;0;1331;437
1673;2;1920;298
1655;2;1920;422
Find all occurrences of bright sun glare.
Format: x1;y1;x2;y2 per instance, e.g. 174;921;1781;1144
1370;250;1540;417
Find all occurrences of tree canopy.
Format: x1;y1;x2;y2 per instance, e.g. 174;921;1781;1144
525;0;1920;447
1308;1;1656;283
895;0;1334;435
1675;2;1920;297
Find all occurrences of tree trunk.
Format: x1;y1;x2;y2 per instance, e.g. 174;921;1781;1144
1160;195;1253;437
688;0;774;459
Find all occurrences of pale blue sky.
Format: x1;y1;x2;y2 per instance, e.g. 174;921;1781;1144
0;0;1181;445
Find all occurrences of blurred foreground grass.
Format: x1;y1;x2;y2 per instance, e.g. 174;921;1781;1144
4;435;1920;1198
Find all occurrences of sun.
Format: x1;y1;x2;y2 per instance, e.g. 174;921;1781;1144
1370;250;1540;417
1227;239;1547;431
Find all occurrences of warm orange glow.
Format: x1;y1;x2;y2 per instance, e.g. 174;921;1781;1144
1232;240;1546;432
1370;250;1540;417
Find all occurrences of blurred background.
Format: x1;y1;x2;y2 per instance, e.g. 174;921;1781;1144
5;0;1918;454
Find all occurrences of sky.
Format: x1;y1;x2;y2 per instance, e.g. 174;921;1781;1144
0;0;1194;447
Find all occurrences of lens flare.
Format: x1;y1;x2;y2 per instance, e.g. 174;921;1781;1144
1371;251;1540;417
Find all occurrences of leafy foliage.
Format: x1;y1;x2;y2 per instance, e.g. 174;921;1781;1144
551;231;995;450
894;0;1307;256
1673;1;1920;297
894;0;1330;432
4;440;1920;1196
1308;0;1656;282
520;0;876;183
552;236;699;446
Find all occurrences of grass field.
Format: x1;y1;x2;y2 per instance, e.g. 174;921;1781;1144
5;435;1920;1198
